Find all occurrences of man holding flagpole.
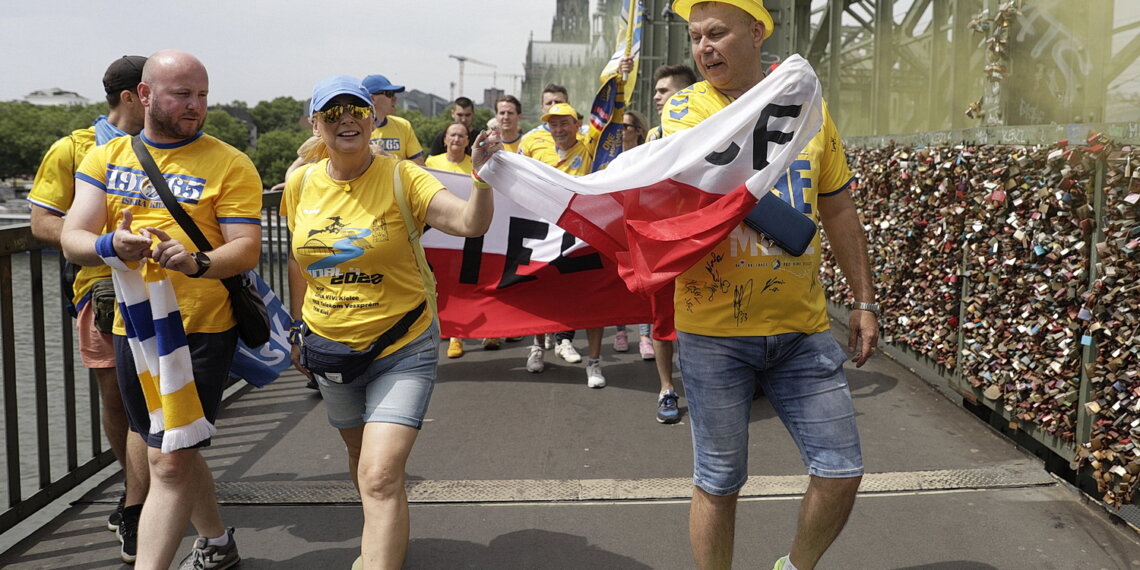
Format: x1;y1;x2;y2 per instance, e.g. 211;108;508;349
661;2;878;569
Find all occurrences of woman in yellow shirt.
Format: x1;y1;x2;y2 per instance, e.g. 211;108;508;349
283;75;499;569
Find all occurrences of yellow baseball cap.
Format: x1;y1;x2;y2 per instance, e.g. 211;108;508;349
541;103;579;123
672;0;774;40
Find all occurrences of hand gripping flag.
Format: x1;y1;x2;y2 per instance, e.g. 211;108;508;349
588;0;644;172
478;55;824;297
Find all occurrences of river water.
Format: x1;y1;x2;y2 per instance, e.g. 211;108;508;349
0;250;99;506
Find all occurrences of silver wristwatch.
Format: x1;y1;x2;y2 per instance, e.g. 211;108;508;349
852;302;880;316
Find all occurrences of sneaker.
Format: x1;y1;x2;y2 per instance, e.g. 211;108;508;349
657;390;680;424
613;329;629;352
639;336;655;360
482;338;501;350
543;333;555;350
447;338;464;358
117;504;141;564
555;339;582;363
772;555;796;570
505;337;524;342
526;346;545;373
586;359;606;388
177;527;240;570
107;490;125;531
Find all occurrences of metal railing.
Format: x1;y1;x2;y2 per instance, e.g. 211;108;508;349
0;190;288;535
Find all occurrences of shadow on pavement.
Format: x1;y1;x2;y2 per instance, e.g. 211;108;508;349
407;529;653;570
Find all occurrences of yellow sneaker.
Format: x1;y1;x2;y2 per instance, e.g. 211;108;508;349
447;338;464;358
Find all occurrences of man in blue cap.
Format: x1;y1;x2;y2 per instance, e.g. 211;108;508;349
362;74;425;165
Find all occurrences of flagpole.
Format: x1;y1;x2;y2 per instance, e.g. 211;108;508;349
621;0;635;83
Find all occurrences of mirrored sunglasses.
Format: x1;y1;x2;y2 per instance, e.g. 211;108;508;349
316;104;373;123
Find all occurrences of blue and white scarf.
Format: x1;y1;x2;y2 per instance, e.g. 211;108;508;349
96;234;214;452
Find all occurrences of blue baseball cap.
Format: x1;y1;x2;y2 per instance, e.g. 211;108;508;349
309;75;372;116
362;74;406;94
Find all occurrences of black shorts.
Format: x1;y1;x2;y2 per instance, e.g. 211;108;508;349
114;328;238;449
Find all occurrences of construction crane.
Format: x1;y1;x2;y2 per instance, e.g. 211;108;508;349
449;54;496;98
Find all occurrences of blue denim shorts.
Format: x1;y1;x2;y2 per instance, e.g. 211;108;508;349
317;324;439;430
677;330;863;495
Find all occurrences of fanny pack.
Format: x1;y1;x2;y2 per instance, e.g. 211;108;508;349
300;301;426;384
89;278;117;334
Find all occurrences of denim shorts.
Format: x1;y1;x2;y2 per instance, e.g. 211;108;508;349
317;324;439;430
677;330;863;495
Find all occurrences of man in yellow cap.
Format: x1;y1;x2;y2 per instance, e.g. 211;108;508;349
519;102;607;388
660;1;879;569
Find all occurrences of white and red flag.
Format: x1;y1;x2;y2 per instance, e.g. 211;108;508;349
423;169;654;338
425;56;823;339
478;55;824;296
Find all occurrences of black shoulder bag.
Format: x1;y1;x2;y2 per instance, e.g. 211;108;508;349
130;135;270;347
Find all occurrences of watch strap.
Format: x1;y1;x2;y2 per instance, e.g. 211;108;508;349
852;301;880;316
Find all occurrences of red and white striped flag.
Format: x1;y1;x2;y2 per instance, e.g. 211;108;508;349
478;55;824;297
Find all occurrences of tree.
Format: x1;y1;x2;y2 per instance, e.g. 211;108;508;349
203;109;251;151
0;101;106;180
249;97;307;134
248;129;310;188
397;109;450;155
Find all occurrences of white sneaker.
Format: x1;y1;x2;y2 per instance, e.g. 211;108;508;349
555;339;582;363
526;346;545;373
586;359;606;388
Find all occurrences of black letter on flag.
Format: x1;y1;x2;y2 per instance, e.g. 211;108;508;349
459;237;484;284
498;217;549;289
550;231;604;274
704;103;802;170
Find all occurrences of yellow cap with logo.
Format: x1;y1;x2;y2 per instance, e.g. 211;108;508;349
541;103;580;123
671;0;774;40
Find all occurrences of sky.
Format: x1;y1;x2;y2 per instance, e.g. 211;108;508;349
0;0;559;106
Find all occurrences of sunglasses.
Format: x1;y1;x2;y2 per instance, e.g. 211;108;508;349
315;104;373;123
623;123;642;130
376;90;397;98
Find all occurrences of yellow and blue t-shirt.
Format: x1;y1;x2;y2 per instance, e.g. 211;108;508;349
282;156;443;354
424;153;472;175
661;80;854;337
28;126;114;309
370;115;424;161
75;132;263;335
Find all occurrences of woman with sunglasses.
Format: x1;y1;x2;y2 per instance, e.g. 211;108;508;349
282;75;499;569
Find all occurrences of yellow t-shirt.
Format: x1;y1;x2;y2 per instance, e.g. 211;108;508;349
282;156;443;354
28;126;113;308
369;115;424;161
522;126;592;175
661;80;854;337
75;132;264;335
548;141;593;176
424;153;472;175
519;125;551;153
500;132;523;154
